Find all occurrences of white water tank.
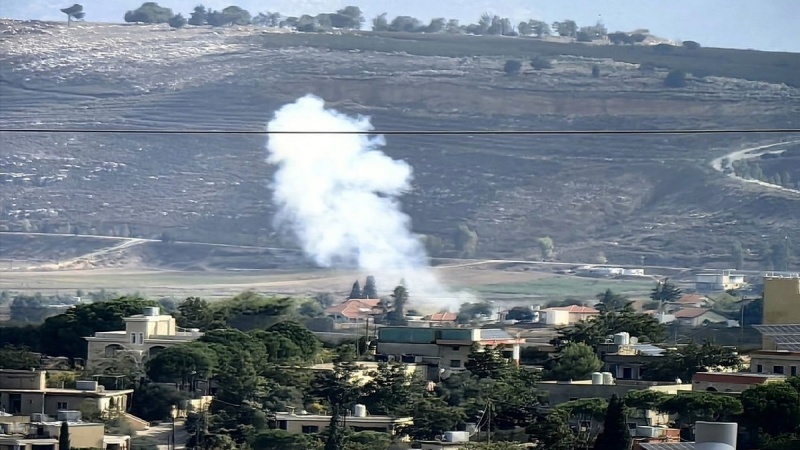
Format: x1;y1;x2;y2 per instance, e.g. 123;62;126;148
602;372;614;385
443;431;470;443
613;332;630;345
695;421;737;450
352;404;367;418
591;372;603;385
637;426;662;438
143;307;159;316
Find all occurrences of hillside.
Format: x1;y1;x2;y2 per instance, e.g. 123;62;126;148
1;21;799;270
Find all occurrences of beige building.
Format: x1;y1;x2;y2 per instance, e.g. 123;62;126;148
274;405;412;435
0;370;132;417
540;305;599;326
0;417;129;450
85;307;203;369
376;327;523;379
691;372;786;393
749;350;800;376
760;276;800;350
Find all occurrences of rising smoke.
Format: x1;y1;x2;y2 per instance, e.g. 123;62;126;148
266;95;471;311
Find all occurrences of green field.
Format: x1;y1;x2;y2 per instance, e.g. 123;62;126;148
474;276;655;300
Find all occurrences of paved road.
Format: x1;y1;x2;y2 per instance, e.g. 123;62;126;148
135;420;188;450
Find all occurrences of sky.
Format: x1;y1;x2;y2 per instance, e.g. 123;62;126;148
2;0;799;52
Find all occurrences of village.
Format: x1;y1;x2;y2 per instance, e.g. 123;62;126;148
0;272;798;450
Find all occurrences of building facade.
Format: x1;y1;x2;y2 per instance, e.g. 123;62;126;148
0;370;132;418
691;372;786;393
749;350;800;376
274;405;412;435
85;307;203;369
0;418;129;450
760;276;800;350
376;327;523;378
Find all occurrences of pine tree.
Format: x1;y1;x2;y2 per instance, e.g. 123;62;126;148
363;276;378;299
593;394;631;450
348;281;362;300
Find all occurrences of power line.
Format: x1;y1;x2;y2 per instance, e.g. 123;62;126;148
0;128;799;136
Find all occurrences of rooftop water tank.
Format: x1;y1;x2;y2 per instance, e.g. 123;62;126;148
353;404;367;418
695;421;737;450
591;372;603;385
602;372;614;385
443;431;470;443
143;307;159;316
613;332;630;345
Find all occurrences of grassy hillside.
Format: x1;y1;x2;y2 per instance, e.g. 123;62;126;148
1;21;799;270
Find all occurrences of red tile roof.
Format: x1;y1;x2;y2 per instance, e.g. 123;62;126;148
673;307;712;319
676;294;707;304
325;299;381;320
429;312;458;322
543;305;599;314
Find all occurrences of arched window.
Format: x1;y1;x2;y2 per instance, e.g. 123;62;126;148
104;344;125;358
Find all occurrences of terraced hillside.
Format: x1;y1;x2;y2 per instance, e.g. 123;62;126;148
1;20;799;269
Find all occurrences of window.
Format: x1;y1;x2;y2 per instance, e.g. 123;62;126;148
791;366;797;376
130;333;136;344
773;365;785;374
451;346;460;351
301;425;319;434
622;367;633;379
278;421;287;430
450;359;462;368
57;402;68;410
138;333;144;344
756;364;763;373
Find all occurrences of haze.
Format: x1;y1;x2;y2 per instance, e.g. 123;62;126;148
2;0;798;53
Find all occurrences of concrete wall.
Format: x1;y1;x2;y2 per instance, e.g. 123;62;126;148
0;371;46;390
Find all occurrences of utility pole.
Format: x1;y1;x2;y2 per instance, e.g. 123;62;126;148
486;400;492;444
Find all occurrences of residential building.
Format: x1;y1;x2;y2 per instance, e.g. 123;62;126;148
273;405;412;435
672;308;727;327
325;299;381;323
537;379;691;427
761;276;800;350
694;271;746;291
0;370;132;417
598;340;667;381
376;327;523;378
749;350;800;376
85;307;203;369
672;294;709;309
426;312;458;327
540;305;599;325
0;413;129;450
691;372;786;393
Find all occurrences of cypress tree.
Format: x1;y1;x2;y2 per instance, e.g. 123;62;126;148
593;394;631;450
59;421;70;450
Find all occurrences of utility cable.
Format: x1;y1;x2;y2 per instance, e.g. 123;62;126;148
0;128;799;135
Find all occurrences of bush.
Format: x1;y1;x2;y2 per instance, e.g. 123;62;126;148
167;14;187;29
124;2;173;24
530;55;553;70
664;69;688;88
503;59;522;75
682;40;701;50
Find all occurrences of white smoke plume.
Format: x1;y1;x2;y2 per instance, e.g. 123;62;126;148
266;95;472;312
